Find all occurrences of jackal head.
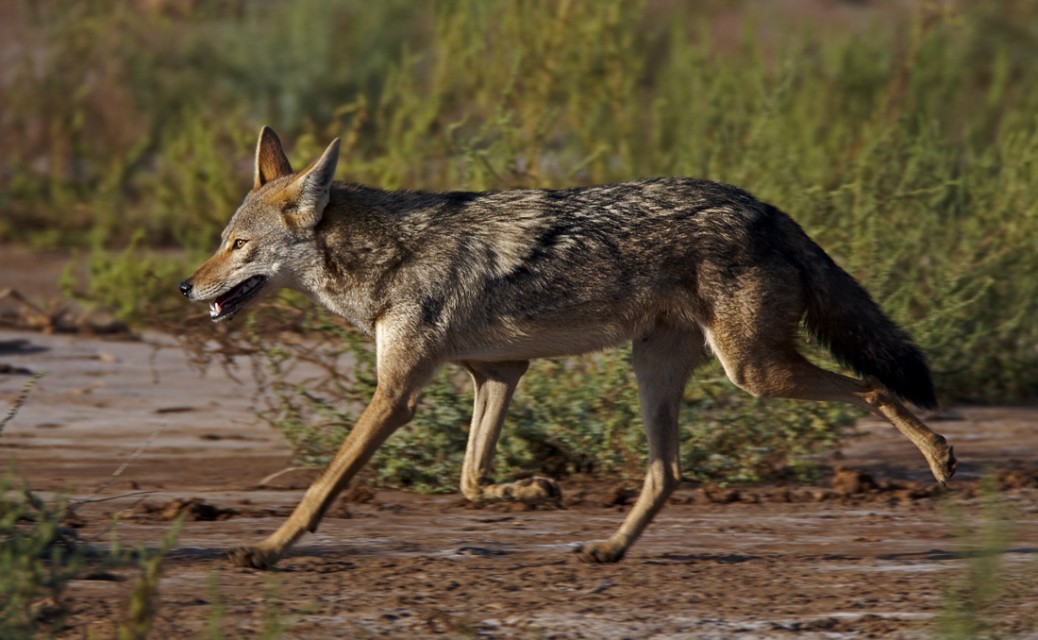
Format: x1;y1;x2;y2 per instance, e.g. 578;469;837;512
179;127;340;322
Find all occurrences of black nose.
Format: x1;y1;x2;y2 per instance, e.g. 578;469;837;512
179;281;193;298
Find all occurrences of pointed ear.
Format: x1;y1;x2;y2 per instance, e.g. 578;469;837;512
253;126;294;190
285;138;341;228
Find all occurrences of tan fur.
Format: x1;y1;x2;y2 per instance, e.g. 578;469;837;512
180;128;955;569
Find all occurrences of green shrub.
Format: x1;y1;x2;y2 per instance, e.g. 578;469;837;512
0;478;81;639
0;377;79;638
60;229;191;324
937;476;1038;639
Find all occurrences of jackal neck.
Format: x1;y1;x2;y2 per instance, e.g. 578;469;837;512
299;184;411;332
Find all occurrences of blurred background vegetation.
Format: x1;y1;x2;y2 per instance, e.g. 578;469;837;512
2;0;1037;485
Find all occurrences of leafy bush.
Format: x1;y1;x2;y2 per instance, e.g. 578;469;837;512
937;476;1038;639
0;480;184;639
60;229;191;324
0;479;81;638
0;377;79;638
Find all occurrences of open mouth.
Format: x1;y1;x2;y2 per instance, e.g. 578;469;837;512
209;275;267;322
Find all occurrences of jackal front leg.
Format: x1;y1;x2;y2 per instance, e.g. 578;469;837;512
230;338;434;569
460;361;562;507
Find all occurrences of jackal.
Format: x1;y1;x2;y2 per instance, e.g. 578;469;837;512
180;127;955;568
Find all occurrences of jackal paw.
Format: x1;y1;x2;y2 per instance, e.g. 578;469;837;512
574;540;626;564
228;545;281;570
481;476;563;506
929;437;957;486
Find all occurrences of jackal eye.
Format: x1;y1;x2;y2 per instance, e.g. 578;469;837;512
232;238;248;250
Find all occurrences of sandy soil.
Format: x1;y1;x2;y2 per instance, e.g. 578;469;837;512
1;249;1037;638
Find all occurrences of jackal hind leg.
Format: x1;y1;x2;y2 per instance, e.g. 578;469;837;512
577;326;706;563
707;320;955;486
230;333;438;569
458;361;562;506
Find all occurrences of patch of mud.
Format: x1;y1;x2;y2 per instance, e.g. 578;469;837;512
118;497;240;522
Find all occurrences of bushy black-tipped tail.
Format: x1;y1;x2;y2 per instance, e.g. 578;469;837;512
798;241;937;409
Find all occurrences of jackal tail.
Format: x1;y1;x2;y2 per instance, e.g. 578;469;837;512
797;231;938;410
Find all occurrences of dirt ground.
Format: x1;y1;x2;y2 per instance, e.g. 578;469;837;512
1;248;1037;638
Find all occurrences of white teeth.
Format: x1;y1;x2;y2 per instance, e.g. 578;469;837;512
210;302;222;317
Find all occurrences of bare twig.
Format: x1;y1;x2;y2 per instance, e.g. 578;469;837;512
0;371;45;435
257;466;311;487
69;490;158;508
88;420;169;498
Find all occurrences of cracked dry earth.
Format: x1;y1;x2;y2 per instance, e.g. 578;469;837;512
1;327;1037;639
